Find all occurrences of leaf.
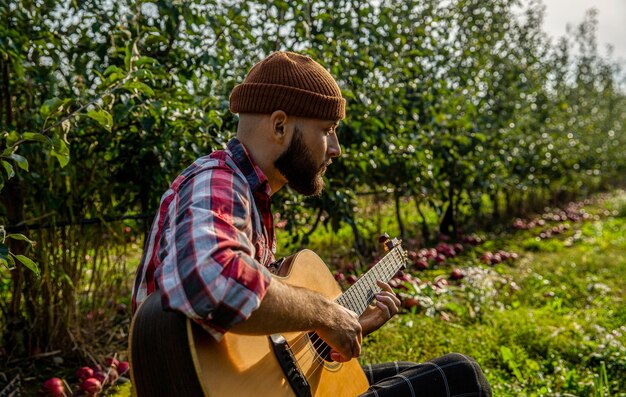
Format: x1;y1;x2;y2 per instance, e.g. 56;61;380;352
7;233;34;246
103;65;123;76
51;137;70;168
9;153;28;171
86;110;113;131
135;56;157;67
124;44;132;70
500;346;513;361
13;254;40;276
104;65;125;82
125;81;154;97
22;132;50;143
2;160;15;178
40;97;64;118
500;346;523;381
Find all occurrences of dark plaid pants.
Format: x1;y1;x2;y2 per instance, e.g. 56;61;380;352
360;353;492;397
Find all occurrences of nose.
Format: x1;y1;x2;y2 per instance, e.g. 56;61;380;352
327;133;341;158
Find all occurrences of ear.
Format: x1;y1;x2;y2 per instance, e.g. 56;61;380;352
270;110;289;142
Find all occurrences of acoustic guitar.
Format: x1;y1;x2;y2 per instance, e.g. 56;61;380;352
129;236;406;397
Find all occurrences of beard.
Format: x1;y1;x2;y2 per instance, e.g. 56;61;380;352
274;126;328;196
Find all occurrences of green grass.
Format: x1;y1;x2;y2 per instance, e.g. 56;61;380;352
360;191;626;396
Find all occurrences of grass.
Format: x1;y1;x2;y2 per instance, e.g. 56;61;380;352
359;190;626;396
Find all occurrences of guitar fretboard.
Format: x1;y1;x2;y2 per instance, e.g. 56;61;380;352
335;245;406;315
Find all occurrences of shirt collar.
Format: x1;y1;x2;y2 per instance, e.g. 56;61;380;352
227;138;271;195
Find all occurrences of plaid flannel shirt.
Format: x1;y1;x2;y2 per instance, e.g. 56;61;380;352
131;138;276;340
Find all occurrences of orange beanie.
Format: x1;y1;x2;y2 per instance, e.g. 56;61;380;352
230;51;346;120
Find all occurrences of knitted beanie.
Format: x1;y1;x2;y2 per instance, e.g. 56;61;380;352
230;51;346;120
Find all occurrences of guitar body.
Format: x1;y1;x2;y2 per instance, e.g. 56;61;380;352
130;249;369;397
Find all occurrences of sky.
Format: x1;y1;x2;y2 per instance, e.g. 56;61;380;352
540;0;626;63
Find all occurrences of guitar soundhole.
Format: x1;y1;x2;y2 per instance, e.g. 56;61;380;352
307;332;333;362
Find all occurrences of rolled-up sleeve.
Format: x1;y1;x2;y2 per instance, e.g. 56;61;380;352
154;165;272;340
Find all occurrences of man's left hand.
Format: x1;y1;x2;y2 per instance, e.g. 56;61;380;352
359;280;401;336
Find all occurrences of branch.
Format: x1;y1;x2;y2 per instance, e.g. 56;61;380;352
40;73;132;136
4;213;154;233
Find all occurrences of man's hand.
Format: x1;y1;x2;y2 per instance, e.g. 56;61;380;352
316;304;362;362
359;281;401;336
229;280;363;362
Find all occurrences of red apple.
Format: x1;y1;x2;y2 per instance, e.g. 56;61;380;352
43;378;65;397
399;273;412;282
403;297;420;309
435;242;448;253
92;370;106;384
450;268;464;280
81;377;102;394
76;366;94;380
117;361;130;375
43;377;64;390
414;259;429;270
105;356;119;368
480;252;493;264
47;385;66;397
498;251;511;260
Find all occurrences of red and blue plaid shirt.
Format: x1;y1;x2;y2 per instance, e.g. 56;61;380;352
131;138;276;340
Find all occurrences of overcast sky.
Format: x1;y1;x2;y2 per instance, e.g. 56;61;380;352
540;0;626;62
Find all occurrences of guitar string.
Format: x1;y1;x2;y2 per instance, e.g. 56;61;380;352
283;246;406;375
294;247;404;374
285;249;397;361
292;274;397;373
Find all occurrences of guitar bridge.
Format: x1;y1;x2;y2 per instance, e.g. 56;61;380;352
270;334;312;397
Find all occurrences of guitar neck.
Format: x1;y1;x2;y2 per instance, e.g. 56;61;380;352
335;245;406;315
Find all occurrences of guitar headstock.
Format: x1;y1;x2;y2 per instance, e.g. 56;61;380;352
378;233;402;252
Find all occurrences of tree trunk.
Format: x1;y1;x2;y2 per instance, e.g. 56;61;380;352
414;197;430;243
440;184;456;236
491;191;500;221
346;215;367;259
394;190;405;239
2;57;12;126
299;207;323;249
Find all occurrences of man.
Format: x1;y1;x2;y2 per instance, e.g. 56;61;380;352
132;51;492;396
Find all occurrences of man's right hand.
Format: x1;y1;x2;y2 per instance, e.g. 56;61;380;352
230;280;362;362
316;304;362;362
